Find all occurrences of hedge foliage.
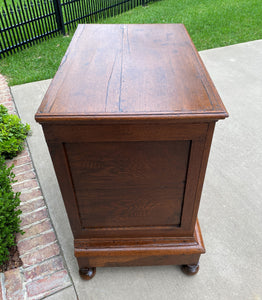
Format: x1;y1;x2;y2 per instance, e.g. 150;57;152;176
0;104;29;266
0;104;30;159
0;156;23;265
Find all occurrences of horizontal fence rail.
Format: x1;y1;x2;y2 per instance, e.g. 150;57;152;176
0;0;151;58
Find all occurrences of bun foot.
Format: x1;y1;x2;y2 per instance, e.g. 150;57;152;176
181;263;199;275
79;267;96;280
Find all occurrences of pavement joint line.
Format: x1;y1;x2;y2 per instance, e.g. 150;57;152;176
21;205;47;216
12;178;38;186
19;218;54;233
11;161;33;169
20;206;47;218
20;196;44;205
27;281;72;300
19;186;40;193
19;240;58;258
21;254;63;273
13;167;34;176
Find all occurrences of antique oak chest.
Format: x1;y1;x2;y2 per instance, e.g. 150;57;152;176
35;24;228;279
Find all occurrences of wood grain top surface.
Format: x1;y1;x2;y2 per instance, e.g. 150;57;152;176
36;24;228;123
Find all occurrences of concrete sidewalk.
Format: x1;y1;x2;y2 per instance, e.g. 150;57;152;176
11;40;262;300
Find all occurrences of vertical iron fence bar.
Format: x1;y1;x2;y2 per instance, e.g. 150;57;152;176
104;0;106;18
0;38;5;58
3;0;17;54
24;0;36;44
2;6;15;55
49;0;57;34
9;3;20;50
0;12;10;57
65;0;71;31
80;0;86;21
29;0;41;40
92;0;97;22
37;0;48;38
66;0;73;27
35;0;45;38
79;0;85;21
96;0;99;20
71;0;78;28
87;0;92;21
53;0;65;34
43;0;52;35
70;0;77;28
17;2;30;47
61;0;70;32
20;0;35;45
11;0;26;49
85;0;92;23
47;0;53;32
75;0;80;25
75;0;81;25
48;0;58;33
82;0;88;22
35;0;46;39
25;0;39;41
39;0;49;39
66;1;74;31
81;0;86;22
92;0;97;21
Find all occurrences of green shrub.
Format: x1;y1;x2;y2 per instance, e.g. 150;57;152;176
0;156;24;266
0;104;30;159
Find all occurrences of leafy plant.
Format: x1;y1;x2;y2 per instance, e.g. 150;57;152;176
0;104;30;159
0;155;24;266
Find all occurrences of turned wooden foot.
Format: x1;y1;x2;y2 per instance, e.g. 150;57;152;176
181;263;199;275
79;267;96;280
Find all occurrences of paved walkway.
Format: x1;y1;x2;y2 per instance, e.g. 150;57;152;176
0;75;73;299
1;39;262;299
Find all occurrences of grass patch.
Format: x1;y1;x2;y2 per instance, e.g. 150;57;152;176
0;0;262;86
100;0;262;50
0;34;72;85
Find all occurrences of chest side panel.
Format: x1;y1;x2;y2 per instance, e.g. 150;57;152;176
65;141;190;231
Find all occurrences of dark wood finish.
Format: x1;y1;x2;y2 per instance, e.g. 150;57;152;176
181;263;200;276
35;24;228;279
79;267;96;280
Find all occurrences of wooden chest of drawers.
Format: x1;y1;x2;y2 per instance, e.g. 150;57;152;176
35;24;228;279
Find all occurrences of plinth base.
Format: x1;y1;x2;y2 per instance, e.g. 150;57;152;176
75;220;205;279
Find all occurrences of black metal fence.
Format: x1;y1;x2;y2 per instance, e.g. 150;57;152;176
0;0;149;58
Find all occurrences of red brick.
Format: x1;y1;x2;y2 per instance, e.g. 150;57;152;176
12;179;39;193
17;219;52;241
21;243;60;267
8;155;31;167
20;207;48;227
18;231;56;255
19;188;42;202
26;270;70;298
20;197;45;214
15;170;36;183
12;162;33;175
4;268;24;300
15;148;29;158
1;101;13;110
24;256;65;281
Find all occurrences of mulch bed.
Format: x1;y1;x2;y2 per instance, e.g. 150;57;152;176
0;237;22;273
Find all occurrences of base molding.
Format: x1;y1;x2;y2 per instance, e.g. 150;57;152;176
75;220;205;269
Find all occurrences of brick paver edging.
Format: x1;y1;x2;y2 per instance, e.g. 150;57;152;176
0;74;72;300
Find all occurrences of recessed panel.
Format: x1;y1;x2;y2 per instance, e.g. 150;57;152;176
65;141;190;230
